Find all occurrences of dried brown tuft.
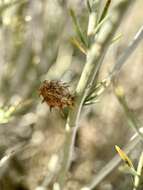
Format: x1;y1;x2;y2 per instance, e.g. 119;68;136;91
39;80;74;110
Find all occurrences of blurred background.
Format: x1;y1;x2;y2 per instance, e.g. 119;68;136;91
0;0;143;190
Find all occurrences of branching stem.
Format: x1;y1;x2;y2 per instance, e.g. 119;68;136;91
55;0;134;188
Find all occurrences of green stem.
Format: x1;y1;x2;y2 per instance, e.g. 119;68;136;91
116;92;143;141
55;0;134;188
133;152;143;190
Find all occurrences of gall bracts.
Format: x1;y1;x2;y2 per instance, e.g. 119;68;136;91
39;80;74;110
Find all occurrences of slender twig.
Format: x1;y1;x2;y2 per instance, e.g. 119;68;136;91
86;24;143;104
81;133;141;190
0;0;27;13
35;153;62;190
109;24;143;79
0;142;27;179
80;24;143;190
133;151;143;190
55;0;134;189
115;86;143;141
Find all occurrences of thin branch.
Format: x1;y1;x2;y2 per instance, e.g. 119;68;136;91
133;151;143;190
81;133;141;190
87;24;143;104
114;86;143;141
109;24;143;79
0;142;26;179
55;0;134;189
0;0;27;13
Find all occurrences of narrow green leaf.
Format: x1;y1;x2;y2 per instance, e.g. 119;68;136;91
93;15;108;35
99;0;112;23
111;33;122;44
84;100;99;106
69;8;88;47
70;37;87;55
87;0;92;13
85;79;109;102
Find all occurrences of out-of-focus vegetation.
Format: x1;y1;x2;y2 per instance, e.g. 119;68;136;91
0;0;143;190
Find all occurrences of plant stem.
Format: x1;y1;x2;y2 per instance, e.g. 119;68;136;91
81;133;141;190
110;25;143;78
115;87;143;141
86;24;143;106
133;152;143;190
55;0;134;188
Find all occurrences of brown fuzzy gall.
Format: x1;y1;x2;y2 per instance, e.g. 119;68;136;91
39;80;74;110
